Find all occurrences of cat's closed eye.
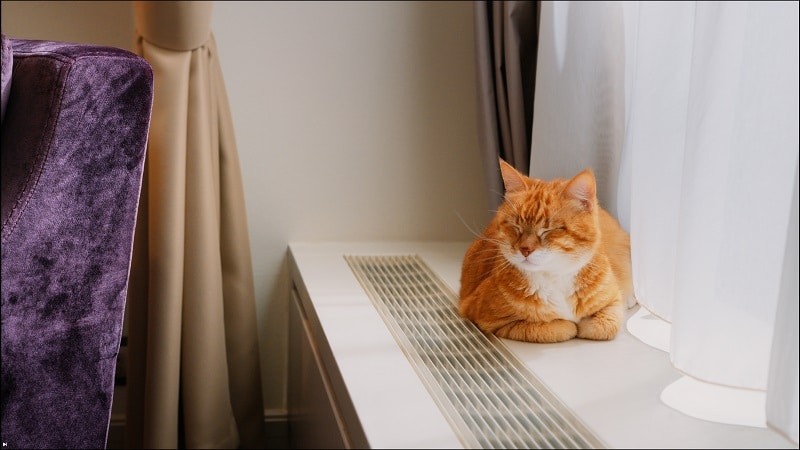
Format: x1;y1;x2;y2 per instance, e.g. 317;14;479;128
504;221;524;235
538;226;565;238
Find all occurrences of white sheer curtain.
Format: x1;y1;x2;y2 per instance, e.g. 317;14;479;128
531;1;798;445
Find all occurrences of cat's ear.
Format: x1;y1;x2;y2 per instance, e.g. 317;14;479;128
499;158;530;194
563;169;596;211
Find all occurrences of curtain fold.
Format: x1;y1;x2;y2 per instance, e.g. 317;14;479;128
626;3;798;436
527;1;798;445
473;0;539;211
766;161;799;443
125;2;264;448
528;0;627;218
657;1;796;390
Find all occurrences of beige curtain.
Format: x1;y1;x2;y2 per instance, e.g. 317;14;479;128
125;2;263;448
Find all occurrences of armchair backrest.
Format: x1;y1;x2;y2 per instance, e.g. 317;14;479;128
1;35;153;449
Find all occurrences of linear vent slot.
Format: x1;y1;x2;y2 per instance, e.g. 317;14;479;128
345;254;605;450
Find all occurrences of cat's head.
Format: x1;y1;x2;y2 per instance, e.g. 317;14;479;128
493;159;600;274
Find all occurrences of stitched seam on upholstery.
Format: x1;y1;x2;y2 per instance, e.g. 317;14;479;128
1;59;72;244
1;51;147;244
13;49;129;60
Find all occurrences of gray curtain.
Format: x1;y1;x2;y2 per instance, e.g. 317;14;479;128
473;1;540;210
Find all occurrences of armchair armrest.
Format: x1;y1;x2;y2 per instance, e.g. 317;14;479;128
1;38;153;449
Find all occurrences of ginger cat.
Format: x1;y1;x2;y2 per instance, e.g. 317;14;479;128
459;159;634;343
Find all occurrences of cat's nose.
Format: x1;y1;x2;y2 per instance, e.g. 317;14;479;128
520;247;533;257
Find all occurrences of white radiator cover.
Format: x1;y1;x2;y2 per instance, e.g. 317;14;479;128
287;241;796;449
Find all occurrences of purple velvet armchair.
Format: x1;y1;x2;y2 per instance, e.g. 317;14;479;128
1;34;153;449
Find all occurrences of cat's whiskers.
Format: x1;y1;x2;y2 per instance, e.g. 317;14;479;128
477;236;507;247
484;258;513;278
466;251;510;267
490;188;505;199
454;211;487;239
464;245;513;269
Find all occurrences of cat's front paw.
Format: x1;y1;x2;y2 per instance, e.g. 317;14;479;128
546;319;579;343
494;319;577;343
577;315;620;341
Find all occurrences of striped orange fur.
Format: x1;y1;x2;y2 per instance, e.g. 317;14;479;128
458;159;633;343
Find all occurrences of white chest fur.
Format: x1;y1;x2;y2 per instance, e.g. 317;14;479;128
524;271;578;322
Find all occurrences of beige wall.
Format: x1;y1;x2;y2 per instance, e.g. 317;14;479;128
1;1;135;50
2;0;489;415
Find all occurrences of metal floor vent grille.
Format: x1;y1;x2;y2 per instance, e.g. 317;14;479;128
344;254;605;450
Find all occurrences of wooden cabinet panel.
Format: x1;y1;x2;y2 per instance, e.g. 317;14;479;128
288;288;349;449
